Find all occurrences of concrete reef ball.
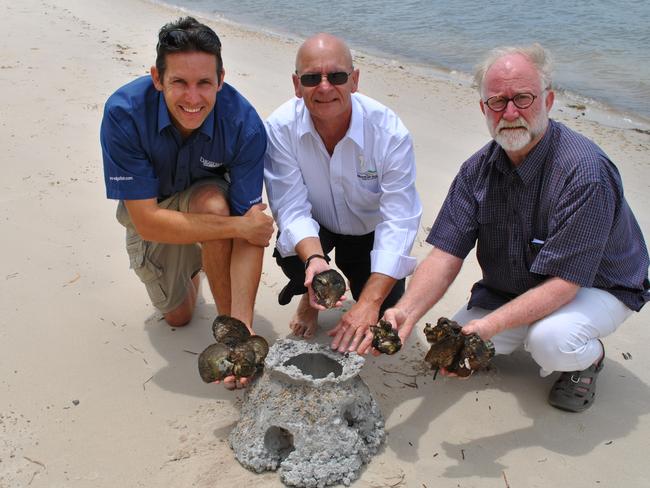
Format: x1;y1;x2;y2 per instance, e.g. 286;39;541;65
229;339;385;487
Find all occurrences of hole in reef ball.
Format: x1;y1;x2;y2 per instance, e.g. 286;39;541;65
264;426;296;461
283;353;343;379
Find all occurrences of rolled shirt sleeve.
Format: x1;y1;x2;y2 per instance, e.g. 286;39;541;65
371;133;422;279
264;115;321;256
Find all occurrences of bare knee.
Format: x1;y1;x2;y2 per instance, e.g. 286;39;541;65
163;306;193;327
189;186;230;216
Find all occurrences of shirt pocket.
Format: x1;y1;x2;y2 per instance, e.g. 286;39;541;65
475;200;509;265
348;182;381;209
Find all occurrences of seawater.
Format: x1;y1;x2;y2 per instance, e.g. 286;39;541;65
152;0;650;124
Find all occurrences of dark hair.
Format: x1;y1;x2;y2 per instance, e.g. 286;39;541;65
156;16;223;81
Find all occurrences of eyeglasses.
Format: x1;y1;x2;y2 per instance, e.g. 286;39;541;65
484;92;538;112
297;71;353;87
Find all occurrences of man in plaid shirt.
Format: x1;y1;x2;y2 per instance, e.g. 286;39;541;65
381;44;649;412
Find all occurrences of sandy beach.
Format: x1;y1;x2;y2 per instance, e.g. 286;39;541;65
1;0;649;486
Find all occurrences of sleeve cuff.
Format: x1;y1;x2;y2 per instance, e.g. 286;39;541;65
370;250;417;280
275;217;320;257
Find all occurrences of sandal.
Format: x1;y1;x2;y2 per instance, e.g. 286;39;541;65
548;342;605;413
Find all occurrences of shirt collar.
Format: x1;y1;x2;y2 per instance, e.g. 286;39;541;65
156;91;215;141
157;92;172;133
346;95;364;149
296;94;364;149
488;119;555;185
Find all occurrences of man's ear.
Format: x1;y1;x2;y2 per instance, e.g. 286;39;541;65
480;99;486;115
217;67;226;92
292;73;303;99
350;68;360;94
151;66;163;91
545;89;555;112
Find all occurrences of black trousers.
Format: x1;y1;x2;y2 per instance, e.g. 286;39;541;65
273;226;405;313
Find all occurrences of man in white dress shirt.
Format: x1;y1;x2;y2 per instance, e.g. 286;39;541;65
264;33;422;353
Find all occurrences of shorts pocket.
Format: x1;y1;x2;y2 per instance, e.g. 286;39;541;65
126;234;167;305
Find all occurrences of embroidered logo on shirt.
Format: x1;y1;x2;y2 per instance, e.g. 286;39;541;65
356;155;378;180
109;176;134;181
200;156;223;168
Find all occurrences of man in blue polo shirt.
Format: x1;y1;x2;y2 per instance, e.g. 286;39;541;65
381;44;649;412
101;17;273;388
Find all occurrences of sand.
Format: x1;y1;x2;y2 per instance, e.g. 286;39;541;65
1;0;649;486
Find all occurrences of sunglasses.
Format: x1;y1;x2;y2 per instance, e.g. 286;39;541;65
297;71;353;87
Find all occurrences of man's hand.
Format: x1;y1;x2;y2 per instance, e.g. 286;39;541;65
461;317;500;341
383;307;417;345
329;300;380;354
214;375;253;390
304;259;345;310
241;203;274;246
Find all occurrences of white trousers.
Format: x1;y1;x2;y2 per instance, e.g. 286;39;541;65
451;288;633;377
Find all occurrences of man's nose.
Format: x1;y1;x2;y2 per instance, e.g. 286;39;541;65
502;100;521;120
316;74;334;89
185;85;201;102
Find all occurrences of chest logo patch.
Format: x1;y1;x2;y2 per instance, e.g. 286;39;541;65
200;156;223;168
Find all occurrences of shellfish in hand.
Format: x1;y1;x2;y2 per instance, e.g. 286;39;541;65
424;317;494;378
198;315;269;383
370;319;402;355
311;269;346;308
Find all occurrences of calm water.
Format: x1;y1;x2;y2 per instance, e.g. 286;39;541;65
154;0;650;123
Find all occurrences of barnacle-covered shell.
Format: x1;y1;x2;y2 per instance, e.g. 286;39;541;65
370;319;402;355
454;334;495;377
198;343;234;383
212;315;251;347
312;269;346;308
423;317;494;376
423;318;465;370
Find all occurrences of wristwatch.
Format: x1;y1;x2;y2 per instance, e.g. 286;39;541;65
304;254;330;270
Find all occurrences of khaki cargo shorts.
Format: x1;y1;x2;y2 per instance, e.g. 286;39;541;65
116;177;229;313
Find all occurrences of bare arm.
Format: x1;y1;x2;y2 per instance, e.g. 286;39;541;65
383;247;464;344
462;276;579;340
124;198;273;246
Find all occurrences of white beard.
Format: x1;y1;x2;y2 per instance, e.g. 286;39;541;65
494;118;533;152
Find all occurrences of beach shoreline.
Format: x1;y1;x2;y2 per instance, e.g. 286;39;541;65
1;0;649;487
148;0;650;131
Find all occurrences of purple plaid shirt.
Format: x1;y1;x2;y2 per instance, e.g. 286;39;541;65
427;120;649;311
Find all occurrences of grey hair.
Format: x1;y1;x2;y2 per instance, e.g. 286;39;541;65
473;43;553;96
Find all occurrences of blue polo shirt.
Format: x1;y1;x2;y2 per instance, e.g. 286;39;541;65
101;76;266;216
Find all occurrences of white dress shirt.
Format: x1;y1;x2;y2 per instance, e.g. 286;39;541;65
264;93;422;280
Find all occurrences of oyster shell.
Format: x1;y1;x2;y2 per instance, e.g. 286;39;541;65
312;269;346;308
454;334;495;377
423;318;465;370
370;319;402;355
230;343;258;378
423;317;494;377
199;315;271;383
212;314;251;347
198;343;234;382
247;335;270;366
